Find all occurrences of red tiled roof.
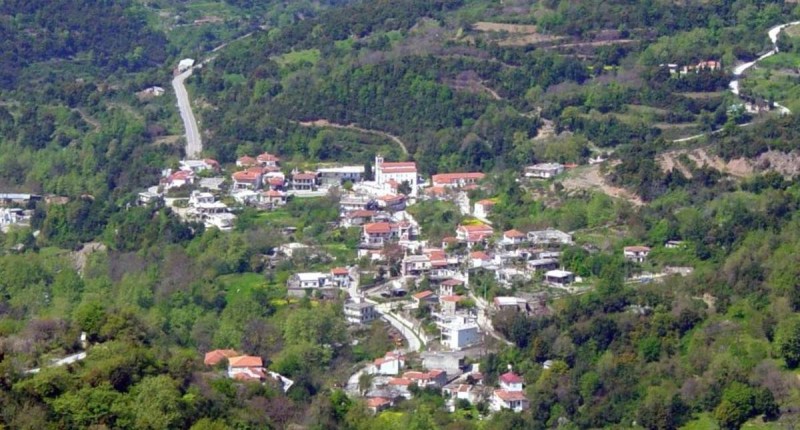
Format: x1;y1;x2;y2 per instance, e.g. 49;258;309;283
426;186;447;196
293;173;316;180
204;349;239;366
388;377;412;386
431;172;485;185
331;267;349;275
229;355;263;368
624;246;651;253
233;171;261;183
470;251;491;260
440;295;463;303
366;397;392;408
379;194;405;203
204;158;220;167
441;279;464;286
504;229;525;238
346;210;376;218
499;372;523;384
458;224;493;233
413;290;435;300
475;199;496;206
494;389;528;402
380;161;417;174
364;222;392;234
268;177;284;185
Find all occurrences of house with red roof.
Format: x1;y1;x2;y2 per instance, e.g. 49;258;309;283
502;229;526;245
256;152;280;167
623;245;651;263
329;267;352;288
469;251;492;268
456;223;494;244
366;397;393;414
362;222;396;247
369;351;405;375
412;290;438;305
431;172;485;188
402;369;447;389
204;349;239;366
161;169;195;190
342;209;376;228
491;371;529;412
291;172;317;191
491;389;529;412
227;355;264;380
376;194;406;211
473;199;496;219
438;278;463;297
260;189;286;208
232;170;262;190
236;155;257;168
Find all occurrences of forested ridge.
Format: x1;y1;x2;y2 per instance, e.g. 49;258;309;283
1;0;800;429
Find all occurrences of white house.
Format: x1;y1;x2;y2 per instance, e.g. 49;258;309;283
344;300;378;325
256;152;280;167
375;155;418;197
624;246;651;262
317;165;365;186
369;351;405;375
402;254;431;276
491;371;529;412
287;272;330;290
232;170;263;190
330;267;352;288
431;172;485;188
502;229;526;245
438;314;480;351
544;270;575;286
473;199;495;219
180;159;220;173
527;229;573;246
456;223;494;244
524;163;564;179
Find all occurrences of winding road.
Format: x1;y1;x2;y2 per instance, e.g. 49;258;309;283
673;20;800;143
728;20;800;115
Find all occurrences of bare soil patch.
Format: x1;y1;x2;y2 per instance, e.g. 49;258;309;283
561;164;644;206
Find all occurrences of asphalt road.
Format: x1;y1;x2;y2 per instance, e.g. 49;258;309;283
172;68;202;158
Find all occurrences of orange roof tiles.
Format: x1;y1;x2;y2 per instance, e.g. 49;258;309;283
228;355;263;368
204;349;239;366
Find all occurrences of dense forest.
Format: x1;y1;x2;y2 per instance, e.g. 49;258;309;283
1;0;800;429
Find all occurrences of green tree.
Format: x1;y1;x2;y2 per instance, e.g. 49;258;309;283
127;375;185;429
774;316;800;369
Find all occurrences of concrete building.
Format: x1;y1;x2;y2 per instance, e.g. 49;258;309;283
344;300;378;325
524;163;564;179
544;270;575;286
437;314;480;351
375;155;418;197
317;165;365;186
527;228;573;246
623;246;651;263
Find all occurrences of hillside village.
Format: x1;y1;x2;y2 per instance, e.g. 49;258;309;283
131;150;694;416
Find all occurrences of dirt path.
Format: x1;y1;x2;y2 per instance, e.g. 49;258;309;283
295;119;409;155
74;109;100;131
561;164;644;206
